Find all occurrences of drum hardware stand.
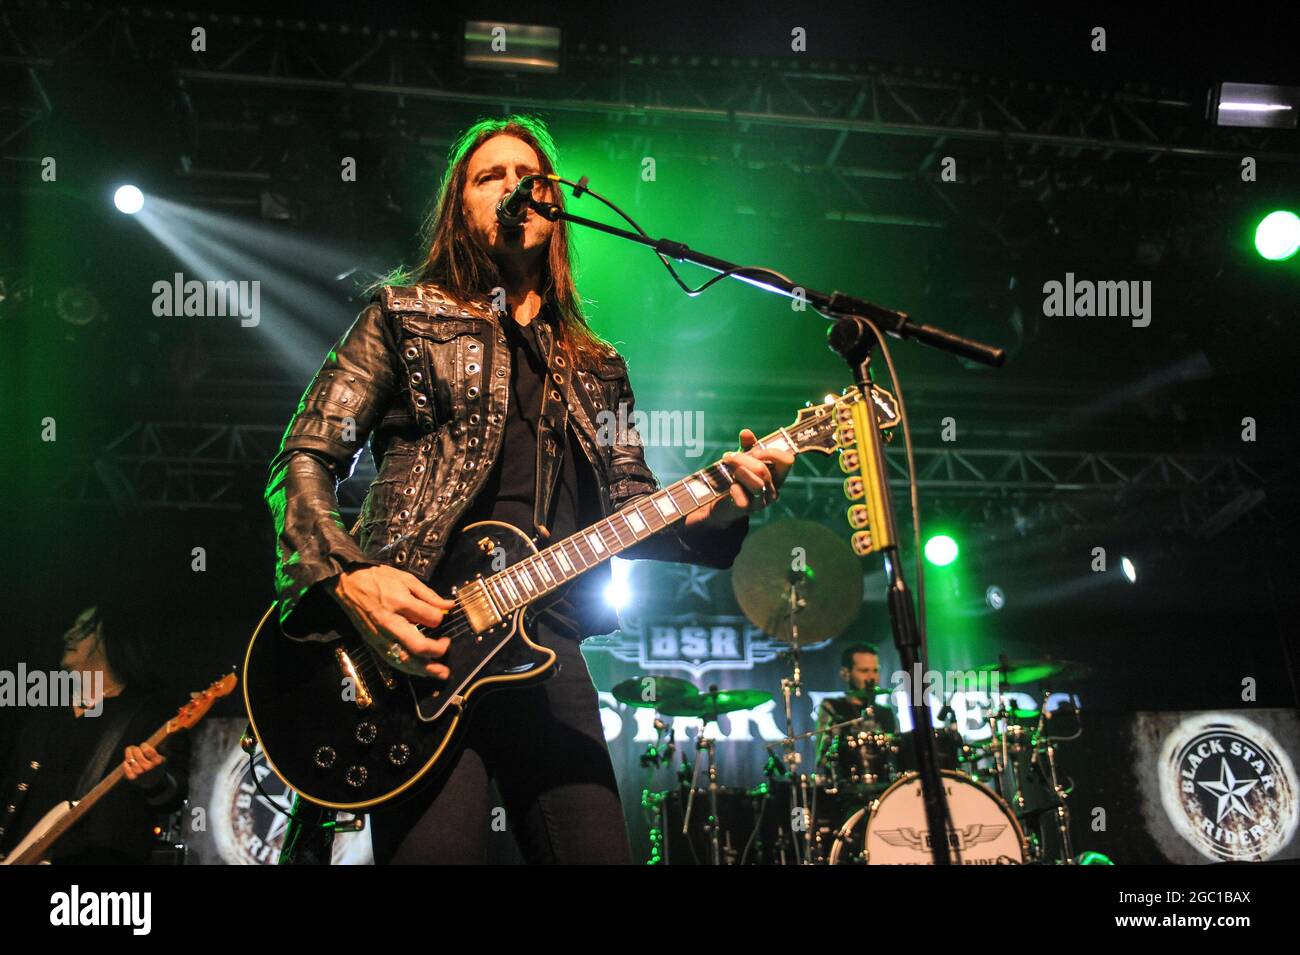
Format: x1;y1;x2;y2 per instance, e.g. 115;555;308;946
776;575;820;864
1036;688;1077;864
681;708;725;865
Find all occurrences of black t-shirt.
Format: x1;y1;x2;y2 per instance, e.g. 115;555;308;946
0;688;189;864
455;308;600;543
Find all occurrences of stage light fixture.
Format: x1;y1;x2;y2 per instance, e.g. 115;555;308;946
1210;82;1299;129
1121;557;1137;584
924;535;959;567
605;557;632;611
985;585;1005;610
1254;211;1300;262
114;185;144;215
464;21;561;74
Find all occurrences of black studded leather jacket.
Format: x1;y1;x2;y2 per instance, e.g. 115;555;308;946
265;282;748;640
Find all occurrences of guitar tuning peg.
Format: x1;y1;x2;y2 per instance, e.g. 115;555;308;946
838;448;860;472
843;476;865;500
847;504;870;530
851;531;874;556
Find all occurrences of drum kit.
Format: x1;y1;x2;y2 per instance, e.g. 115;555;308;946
617;520;1094;866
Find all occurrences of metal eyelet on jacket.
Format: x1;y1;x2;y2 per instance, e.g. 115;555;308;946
467;362;480;374
399;509;410;520
411;372;423;384
468;438;479;447
405;346;419;359
469;413;480;424
467;386;480;398
415;395;428;407
495;369;505;378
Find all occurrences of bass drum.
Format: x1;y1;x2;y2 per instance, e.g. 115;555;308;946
828;770;1027;865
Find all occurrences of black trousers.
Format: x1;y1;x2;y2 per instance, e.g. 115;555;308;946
369;621;632;864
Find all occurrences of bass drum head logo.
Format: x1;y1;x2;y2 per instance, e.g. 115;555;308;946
1159;713;1298;862
209;746;372;865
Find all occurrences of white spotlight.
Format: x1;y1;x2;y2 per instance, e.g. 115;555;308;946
1121;557;1137;584
114;185;144;215
605;556;632;611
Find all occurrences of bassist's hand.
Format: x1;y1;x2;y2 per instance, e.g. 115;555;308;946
329;566;456;678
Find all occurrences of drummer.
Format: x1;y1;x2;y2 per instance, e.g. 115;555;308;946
815;642;898;766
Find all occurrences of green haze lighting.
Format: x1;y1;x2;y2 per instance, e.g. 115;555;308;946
924;535;959;567
1255;211;1300;261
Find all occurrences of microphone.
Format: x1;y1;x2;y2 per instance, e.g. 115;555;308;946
496;175;542;227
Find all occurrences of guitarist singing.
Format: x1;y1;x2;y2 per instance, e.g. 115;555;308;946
0;603;190;864
265;115;793;864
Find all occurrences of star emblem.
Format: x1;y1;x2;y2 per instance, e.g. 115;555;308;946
674;565;717;601
1197;757;1259;823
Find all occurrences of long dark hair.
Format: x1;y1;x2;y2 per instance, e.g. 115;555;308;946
374;115;610;369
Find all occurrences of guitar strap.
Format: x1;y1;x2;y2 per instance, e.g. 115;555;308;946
72;695;147;800
531;309;572;541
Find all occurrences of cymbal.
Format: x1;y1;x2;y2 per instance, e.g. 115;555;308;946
656;689;773;720
973;658;1094;685
732;520;860;646
610;676;698;709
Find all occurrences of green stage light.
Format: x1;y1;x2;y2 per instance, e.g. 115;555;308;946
1254;210;1300;261
924;534;959;567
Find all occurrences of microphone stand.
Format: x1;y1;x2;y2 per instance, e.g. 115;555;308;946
528;194;1005;865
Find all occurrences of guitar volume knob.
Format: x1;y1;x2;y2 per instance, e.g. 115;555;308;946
344;765;369;789
355;721;379;745
388;743;412;767
313;746;337;769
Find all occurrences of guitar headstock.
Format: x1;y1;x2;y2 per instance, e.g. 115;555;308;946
782;385;900;456
168;673;237;732
783;385;901;559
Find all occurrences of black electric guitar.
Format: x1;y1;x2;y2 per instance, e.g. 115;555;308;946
243;388;897;810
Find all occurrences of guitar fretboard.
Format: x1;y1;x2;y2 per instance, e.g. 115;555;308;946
480;428;799;615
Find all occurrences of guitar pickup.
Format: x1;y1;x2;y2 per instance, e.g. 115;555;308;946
457;579;503;633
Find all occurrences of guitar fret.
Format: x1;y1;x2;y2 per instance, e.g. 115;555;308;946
606;516;631;548
555;547;574;574
489;579;509;611
668;483;696;513
536;557;554;584
624;508;648;536
502;575;520;605
517;567;537;596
